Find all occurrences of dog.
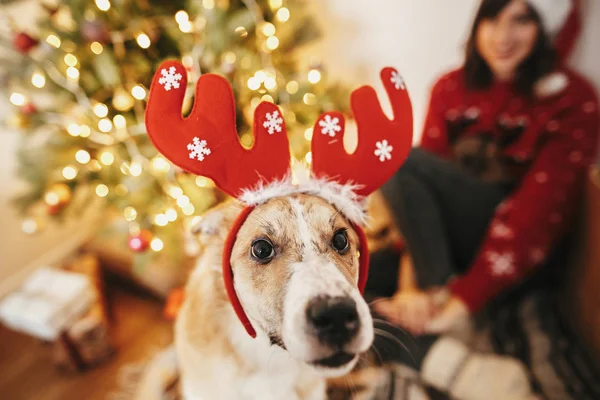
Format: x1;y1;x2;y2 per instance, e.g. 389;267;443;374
175;195;375;400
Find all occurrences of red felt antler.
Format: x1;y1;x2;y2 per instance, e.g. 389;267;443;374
145;61;291;197
311;67;413;197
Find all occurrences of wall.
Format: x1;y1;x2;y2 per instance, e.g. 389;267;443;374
1;0;599;293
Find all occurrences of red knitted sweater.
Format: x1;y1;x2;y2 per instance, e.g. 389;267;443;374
420;67;599;312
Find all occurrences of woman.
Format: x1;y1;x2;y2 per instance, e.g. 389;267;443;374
368;0;599;339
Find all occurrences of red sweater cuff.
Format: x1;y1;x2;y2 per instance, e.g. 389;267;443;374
448;267;494;313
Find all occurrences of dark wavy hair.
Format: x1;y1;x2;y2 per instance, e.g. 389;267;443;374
464;0;557;96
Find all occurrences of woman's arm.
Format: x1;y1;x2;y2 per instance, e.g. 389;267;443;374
398;252;418;292
419;73;455;157
449;85;599;313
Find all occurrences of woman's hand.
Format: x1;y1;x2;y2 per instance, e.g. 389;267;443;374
373;290;434;335
424;296;470;334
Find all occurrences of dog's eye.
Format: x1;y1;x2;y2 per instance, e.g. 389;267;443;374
332;229;349;254
251;239;275;262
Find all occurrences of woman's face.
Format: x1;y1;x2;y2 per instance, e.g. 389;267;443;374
476;0;539;81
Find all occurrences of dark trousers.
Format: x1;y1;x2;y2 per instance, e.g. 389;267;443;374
365;148;511;368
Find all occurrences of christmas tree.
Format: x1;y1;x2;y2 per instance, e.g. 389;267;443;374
2;0;350;267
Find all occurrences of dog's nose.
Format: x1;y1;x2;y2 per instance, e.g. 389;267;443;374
306;296;360;345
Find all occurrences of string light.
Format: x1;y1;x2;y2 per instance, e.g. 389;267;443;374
286;80;299;94
266;36;279;50
66;124;80;137
31;72;46;88
155;213;168;226
21;218;38;234
131;85;146;100
255;70;267;82
269;0;282;9
45;192;60;206
100;151;115;165
247;77;260;90
182;203;195;216
181;55;194;68
303;92;316;105
175;10;189;24
64;54;78;67
168;186;183;198
10;93;26;106
276;7;290;22
46;34;61;48
95;0;111;11
177;195;190;208
98;118;113;132
90;41;103;54
152;156;170;172
95;184;109;197
93;103;108;117
113;88;134;111
195;176;208;187
262;22;276;36
223;52;236;64
264;77;277;90
113;114;126;129
129;161;143;177
151;238;164;252
235;26;248;38
166;208;178;222
62;165;78;180
136;33;151;49
202;0;215;9
308;69;321;84
79;125;91;138
261;94;274;102
75;150;91;164
179;20;192;33
66;67;79;80
124;206;137;221
304;128;313;140
305;151;312;164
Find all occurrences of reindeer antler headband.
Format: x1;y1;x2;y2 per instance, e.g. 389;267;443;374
145;61;413;337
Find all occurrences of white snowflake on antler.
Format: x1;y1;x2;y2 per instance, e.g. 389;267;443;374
158;66;183;91
263;110;283;135
374;140;393;162
319;115;342;137
187;137;211;162
390;70;406;90
487;251;515;277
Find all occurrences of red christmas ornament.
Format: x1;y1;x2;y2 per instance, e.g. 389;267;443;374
128;229;152;253
81;20;109;43
13;32;39;54
21;103;37;115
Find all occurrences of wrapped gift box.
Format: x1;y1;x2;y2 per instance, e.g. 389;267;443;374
0;267;96;341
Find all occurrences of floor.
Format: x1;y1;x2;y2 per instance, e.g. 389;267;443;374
0;283;174;400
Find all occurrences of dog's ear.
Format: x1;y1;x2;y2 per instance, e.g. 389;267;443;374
190;201;243;239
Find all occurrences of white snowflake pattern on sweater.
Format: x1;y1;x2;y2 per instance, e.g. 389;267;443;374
374;140;393;162
490;222;513;239
319;115;342;137
187;137;211;161
487;251;515;277
158;66;183;91
263;111;283;135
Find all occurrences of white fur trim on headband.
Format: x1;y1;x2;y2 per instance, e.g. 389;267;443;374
528;0;571;36
239;175;368;226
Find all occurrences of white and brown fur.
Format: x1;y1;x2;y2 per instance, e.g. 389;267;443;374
175;193;374;400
